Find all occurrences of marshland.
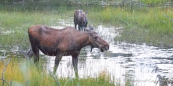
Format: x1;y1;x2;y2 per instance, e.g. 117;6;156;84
0;0;173;86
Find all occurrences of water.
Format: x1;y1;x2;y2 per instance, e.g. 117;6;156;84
1;20;173;86
49;22;173;86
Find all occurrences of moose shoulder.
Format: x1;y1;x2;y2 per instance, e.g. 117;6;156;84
28;25;109;77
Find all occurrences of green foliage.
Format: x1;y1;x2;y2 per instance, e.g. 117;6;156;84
0;58;115;86
0;0;173;48
113;7;173;47
0;10;61;48
139;0;171;5
87;6;173;47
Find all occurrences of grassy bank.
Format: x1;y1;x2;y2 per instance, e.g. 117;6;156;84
0;8;72;49
0;58;115;86
1;1;173;48
87;6;173;47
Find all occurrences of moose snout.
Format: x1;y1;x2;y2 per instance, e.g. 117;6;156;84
100;44;109;52
104;44;109;51
105;45;109;51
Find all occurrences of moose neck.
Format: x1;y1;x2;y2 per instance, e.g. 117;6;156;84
76;32;91;49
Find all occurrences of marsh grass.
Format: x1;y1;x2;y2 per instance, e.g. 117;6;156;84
87;6;173;47
117;7;173;47
0;10;63;48
1;1;171;86
0;5;78;50
139;0;171;5
0;58;115;86
1;1;173;48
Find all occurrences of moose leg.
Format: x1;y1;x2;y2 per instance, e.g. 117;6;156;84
82;26;85;31
78;26;80;31
72;54;79;78
53;53;63;74
83;27;85;31
31;46;39;63
75;23;77;29
74;16;77;29
27;48;33;58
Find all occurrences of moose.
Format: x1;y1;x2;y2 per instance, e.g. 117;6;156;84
28;25;109;77
74;10;88;31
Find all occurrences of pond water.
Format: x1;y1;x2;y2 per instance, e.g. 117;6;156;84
1;20;173;86
47;20;173;86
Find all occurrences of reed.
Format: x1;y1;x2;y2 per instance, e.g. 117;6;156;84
0;58;115;86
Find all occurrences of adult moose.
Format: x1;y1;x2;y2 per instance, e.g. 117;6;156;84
74;10;88;31
28;25;109;78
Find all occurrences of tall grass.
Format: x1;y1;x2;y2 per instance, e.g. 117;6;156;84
0;5;76;49
0;58;115;86
139;0;171;5
0;10;64;49
1;1;172;85
87;6;173;47
119;7;173;47
1;0;173;48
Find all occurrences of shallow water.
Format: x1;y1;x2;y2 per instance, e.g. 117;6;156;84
48;22;173;86
1;21;173;86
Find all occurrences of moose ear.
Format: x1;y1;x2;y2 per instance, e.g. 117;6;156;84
89;25;94;30
85;28;92;34
85;12;88;15
85;28;90;32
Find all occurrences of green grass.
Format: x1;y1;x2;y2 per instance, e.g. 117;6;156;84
139;0;171;5
0;10;66;49
1;0;172;85
1;0;173;48
87;6;173;47
0;58;115;86
117;7;173;47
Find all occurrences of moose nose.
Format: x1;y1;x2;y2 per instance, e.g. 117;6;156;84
104;45;109;51
106;45;109;50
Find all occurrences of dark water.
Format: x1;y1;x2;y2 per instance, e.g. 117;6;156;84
1;20;173;86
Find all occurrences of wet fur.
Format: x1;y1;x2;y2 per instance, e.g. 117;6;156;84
28;25;109;77
28;25;89;56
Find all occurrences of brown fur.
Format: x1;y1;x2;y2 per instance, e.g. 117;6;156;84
74;10;88;31
28;25;109;77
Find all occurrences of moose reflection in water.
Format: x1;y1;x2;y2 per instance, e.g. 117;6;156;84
28;25;109;77
74;10;88;31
